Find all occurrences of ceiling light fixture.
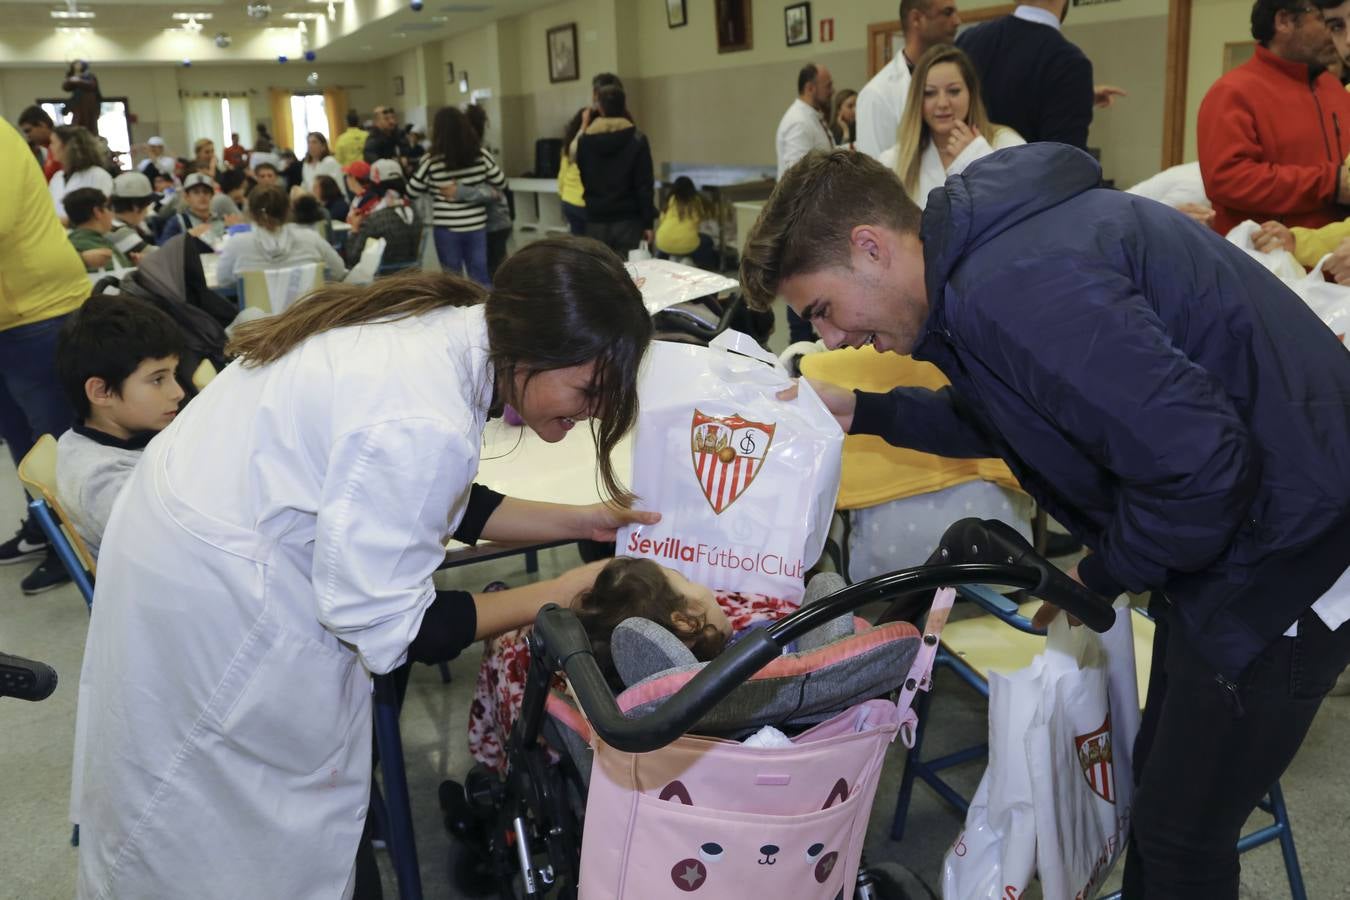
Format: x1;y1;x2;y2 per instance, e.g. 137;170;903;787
51;10;96;19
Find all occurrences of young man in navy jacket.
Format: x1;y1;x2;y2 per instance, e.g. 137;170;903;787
741;145;1350;899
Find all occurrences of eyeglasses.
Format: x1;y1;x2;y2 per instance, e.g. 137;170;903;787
1294;5;1326;21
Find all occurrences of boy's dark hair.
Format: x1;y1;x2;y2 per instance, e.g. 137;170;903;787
64;188;108;227
346;110;360;127
254;161;279;176
19;105;54;128
313;174;343;204
798;63;819;94
218;168;248;194
1251;0;1338;42
740;149;921;311
248;183;290;229
596;85;627;118
57;294;186;419
291;193;325;225
573;557;727;692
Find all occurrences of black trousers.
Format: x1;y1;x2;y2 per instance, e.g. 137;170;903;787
585;218;643;257
1121;594;1350;898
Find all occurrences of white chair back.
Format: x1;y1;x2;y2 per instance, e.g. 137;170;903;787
239;262;324;316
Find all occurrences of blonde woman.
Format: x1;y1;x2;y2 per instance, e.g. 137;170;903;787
880;44;1024;209
47;125;113;223
191;137;221;179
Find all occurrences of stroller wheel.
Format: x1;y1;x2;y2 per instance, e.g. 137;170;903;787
447;836;499;897
859;862;937;900
439;778;489;847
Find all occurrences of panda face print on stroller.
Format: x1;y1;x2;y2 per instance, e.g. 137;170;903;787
442;518;1115;900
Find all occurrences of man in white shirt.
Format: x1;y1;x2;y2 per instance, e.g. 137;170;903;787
855;0;963;159
775;63;835;180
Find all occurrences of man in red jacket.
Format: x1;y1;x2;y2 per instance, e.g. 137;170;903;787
1198;0;1350;236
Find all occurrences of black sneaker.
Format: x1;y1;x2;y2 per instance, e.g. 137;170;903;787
21;550;71;595
0;521;48;566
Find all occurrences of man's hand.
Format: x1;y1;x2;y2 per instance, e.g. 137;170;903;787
1176;203;1215;227
945;121;979;159
776;378;857;433
1031;562;1085;629
1253;220;1295;253
81;248;113;270
440;180;459;201
188;222;212;238
1323;237;1350;284
1094;85;1128;109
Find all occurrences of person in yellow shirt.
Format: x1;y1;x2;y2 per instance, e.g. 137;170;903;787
654;176;718;270
0;118;90;594
332;110;371;169
558;107;587;235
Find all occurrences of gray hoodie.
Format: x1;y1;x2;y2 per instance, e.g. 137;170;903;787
215;223;347;285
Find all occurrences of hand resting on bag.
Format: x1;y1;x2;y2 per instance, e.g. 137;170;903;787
777;378;856;433
1031;562;1088;629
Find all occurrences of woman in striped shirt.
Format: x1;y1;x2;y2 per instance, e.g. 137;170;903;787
408;105;505;286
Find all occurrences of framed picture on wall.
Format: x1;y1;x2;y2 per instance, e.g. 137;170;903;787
446;62;455;83
785;3;811;46
715;0;753;53
393;75;404;97
667;0;687;28
547;23;579;83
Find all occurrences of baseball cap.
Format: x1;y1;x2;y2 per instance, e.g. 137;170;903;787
111;171;156;201
183;172;216;191
343;159;371;181
370;158;402;184
147;136;165;147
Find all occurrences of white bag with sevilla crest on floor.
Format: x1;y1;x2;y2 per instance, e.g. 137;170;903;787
616;331;842;602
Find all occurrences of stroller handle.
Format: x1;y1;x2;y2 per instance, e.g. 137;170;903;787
533;518;1115;753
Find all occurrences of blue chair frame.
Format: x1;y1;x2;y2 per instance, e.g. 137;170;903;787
27;497;94;609
891;585;1307;900
372;672;423;900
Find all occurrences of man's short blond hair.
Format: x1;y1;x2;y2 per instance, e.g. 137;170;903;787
739;150;922;310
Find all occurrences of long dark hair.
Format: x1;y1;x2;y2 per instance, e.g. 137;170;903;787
304;131;331;163
226;237;650;503
430;105;481;169
562;107;587;160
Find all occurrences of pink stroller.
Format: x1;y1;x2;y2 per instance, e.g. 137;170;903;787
442;519;1116;899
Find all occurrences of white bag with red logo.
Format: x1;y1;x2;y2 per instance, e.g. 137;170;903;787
943;605;1139;900
616;331;842;602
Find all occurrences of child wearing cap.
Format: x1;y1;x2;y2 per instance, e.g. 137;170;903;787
156;172;224;246
108;171;158;260
344;159;381;220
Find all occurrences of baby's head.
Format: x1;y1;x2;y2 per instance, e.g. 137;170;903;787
574;557;729;692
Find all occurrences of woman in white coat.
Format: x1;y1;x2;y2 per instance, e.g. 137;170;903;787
72;238;656;900
879;44;1025;210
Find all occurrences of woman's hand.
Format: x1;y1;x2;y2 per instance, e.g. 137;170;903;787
946;121;980;159
776;378;857;433
440;180;459;201
577;502;660;542
1253;221;1294;253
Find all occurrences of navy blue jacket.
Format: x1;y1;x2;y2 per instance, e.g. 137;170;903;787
957;16;1094;150
853;144;1350;679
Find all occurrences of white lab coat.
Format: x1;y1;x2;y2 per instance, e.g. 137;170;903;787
855;53;912;160
775;98;835;179
878;127;1026;209
72;303;494;899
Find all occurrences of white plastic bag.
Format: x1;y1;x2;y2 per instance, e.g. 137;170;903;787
627;239;653;263
1226;220;1307;282
615;330;842;601
628;258;738;315
1290;255;1350;341
1026;610;1139;900
943;607;1139;900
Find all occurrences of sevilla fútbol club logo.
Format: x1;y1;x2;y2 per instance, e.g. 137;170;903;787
1074;714;1115;804
690;410;775;514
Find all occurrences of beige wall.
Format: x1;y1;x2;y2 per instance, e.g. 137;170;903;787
1066;15;1168;188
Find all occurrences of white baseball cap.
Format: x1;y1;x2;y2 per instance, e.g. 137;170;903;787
111;171;156;201
147;136;165;147
183;172;216;191
370;158;403;184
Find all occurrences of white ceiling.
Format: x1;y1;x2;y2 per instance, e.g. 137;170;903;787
0;0;558;63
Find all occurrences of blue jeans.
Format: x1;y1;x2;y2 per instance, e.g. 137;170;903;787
561;201;587;236
433;227;490;287
0;314;75;536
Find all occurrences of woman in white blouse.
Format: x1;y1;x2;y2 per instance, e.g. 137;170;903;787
48;125;114;224
880;45;1025;210
300;132;344;193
